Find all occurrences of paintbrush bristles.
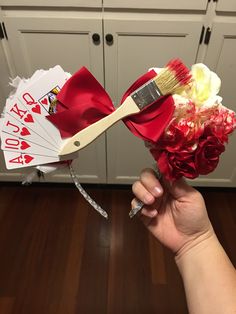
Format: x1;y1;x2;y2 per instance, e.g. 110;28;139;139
154;59;191;95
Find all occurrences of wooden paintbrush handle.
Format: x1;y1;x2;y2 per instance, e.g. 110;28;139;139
59;96;140;155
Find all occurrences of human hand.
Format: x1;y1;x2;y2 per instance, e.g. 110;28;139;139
132;168;214;254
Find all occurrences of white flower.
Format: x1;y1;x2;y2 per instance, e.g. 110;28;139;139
187;63;221;107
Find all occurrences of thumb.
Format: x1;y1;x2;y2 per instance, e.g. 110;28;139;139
163;177;195;200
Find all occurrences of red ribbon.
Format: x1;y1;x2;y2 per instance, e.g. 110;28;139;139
47;67;175;143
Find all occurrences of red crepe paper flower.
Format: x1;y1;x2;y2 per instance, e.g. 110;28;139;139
148;66;236;181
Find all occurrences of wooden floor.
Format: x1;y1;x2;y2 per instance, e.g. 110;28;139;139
0;183;235;314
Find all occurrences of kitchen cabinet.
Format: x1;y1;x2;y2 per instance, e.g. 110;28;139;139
195;20;236;187
104;13;203;183
0;11;107;183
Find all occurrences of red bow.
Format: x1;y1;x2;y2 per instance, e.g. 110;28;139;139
47;67;175;143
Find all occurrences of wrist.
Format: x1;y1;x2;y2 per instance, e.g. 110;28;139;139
175;225;217;269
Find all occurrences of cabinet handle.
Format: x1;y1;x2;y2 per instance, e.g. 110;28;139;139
0;23;4;40
2;23;8;40
204;27;211;45
92;33;100;44
105;34;113;45
199;26;205;45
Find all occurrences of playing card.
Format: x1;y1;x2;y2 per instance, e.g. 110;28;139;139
17;66;68;114
1;132;59;157
17;66;68;147
38;85;61;115
4;150;60;170
5;97;59;150
1;113;58;152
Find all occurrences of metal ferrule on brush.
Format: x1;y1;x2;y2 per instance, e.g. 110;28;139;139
131;79;163;109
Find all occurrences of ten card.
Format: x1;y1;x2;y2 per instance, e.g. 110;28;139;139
1;132;59;157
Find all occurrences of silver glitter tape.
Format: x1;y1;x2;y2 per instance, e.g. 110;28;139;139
129;199;144;218
129;166;162;219
69;164;108;219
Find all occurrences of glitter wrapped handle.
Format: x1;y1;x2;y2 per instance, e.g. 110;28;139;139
69;164;108;219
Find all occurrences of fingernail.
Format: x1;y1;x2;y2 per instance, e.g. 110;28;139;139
150;209;158;217
144;194;154;204
153;187;162;197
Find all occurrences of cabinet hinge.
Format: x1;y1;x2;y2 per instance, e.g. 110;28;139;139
199;26;205;45
204;27;211;45
0;23;4;40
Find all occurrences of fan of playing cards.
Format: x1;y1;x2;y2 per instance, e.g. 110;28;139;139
0;66;71;169
0;65;112;218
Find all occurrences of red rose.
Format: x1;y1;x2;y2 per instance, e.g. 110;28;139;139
151;149;198;181
207;107;236;143
150;132;225;181
195;134;225;175
157;116;204;154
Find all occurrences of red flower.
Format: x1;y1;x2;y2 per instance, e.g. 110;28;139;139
195;133;225;175
148;98;235;181
157;119;203;153
150;129;226;181
208;106;236;143
150;149;198;181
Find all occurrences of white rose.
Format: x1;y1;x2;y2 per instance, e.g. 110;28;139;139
188;63;221;107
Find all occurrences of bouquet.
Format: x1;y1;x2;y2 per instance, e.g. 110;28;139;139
147;64;236;181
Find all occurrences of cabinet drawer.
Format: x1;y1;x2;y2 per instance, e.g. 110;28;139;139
0;0;101;7
103;0;208;10
216;0;236;12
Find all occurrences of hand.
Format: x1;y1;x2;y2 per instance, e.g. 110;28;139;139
132;168;214;254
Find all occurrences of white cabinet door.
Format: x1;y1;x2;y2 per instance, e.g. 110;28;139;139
215;0;236;13
0;39;17;180
0;41;11;109
2;13;106;183
103;0;208;10
195;21;236;187
104;15;203;183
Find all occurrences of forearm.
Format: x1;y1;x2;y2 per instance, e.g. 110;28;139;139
175;230;236;314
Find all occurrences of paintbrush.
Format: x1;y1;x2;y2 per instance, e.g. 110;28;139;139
59;59;191;156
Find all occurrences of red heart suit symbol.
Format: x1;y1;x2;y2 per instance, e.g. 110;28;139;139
41;98;48;106
24;114;34;123
32;105;41;114
20;141;30;150
24;155;34;164
20;127;31;136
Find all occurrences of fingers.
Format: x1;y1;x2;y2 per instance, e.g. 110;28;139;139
132;168;163;218
131;198;158;218
132;168;163;201
132;181;155;205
